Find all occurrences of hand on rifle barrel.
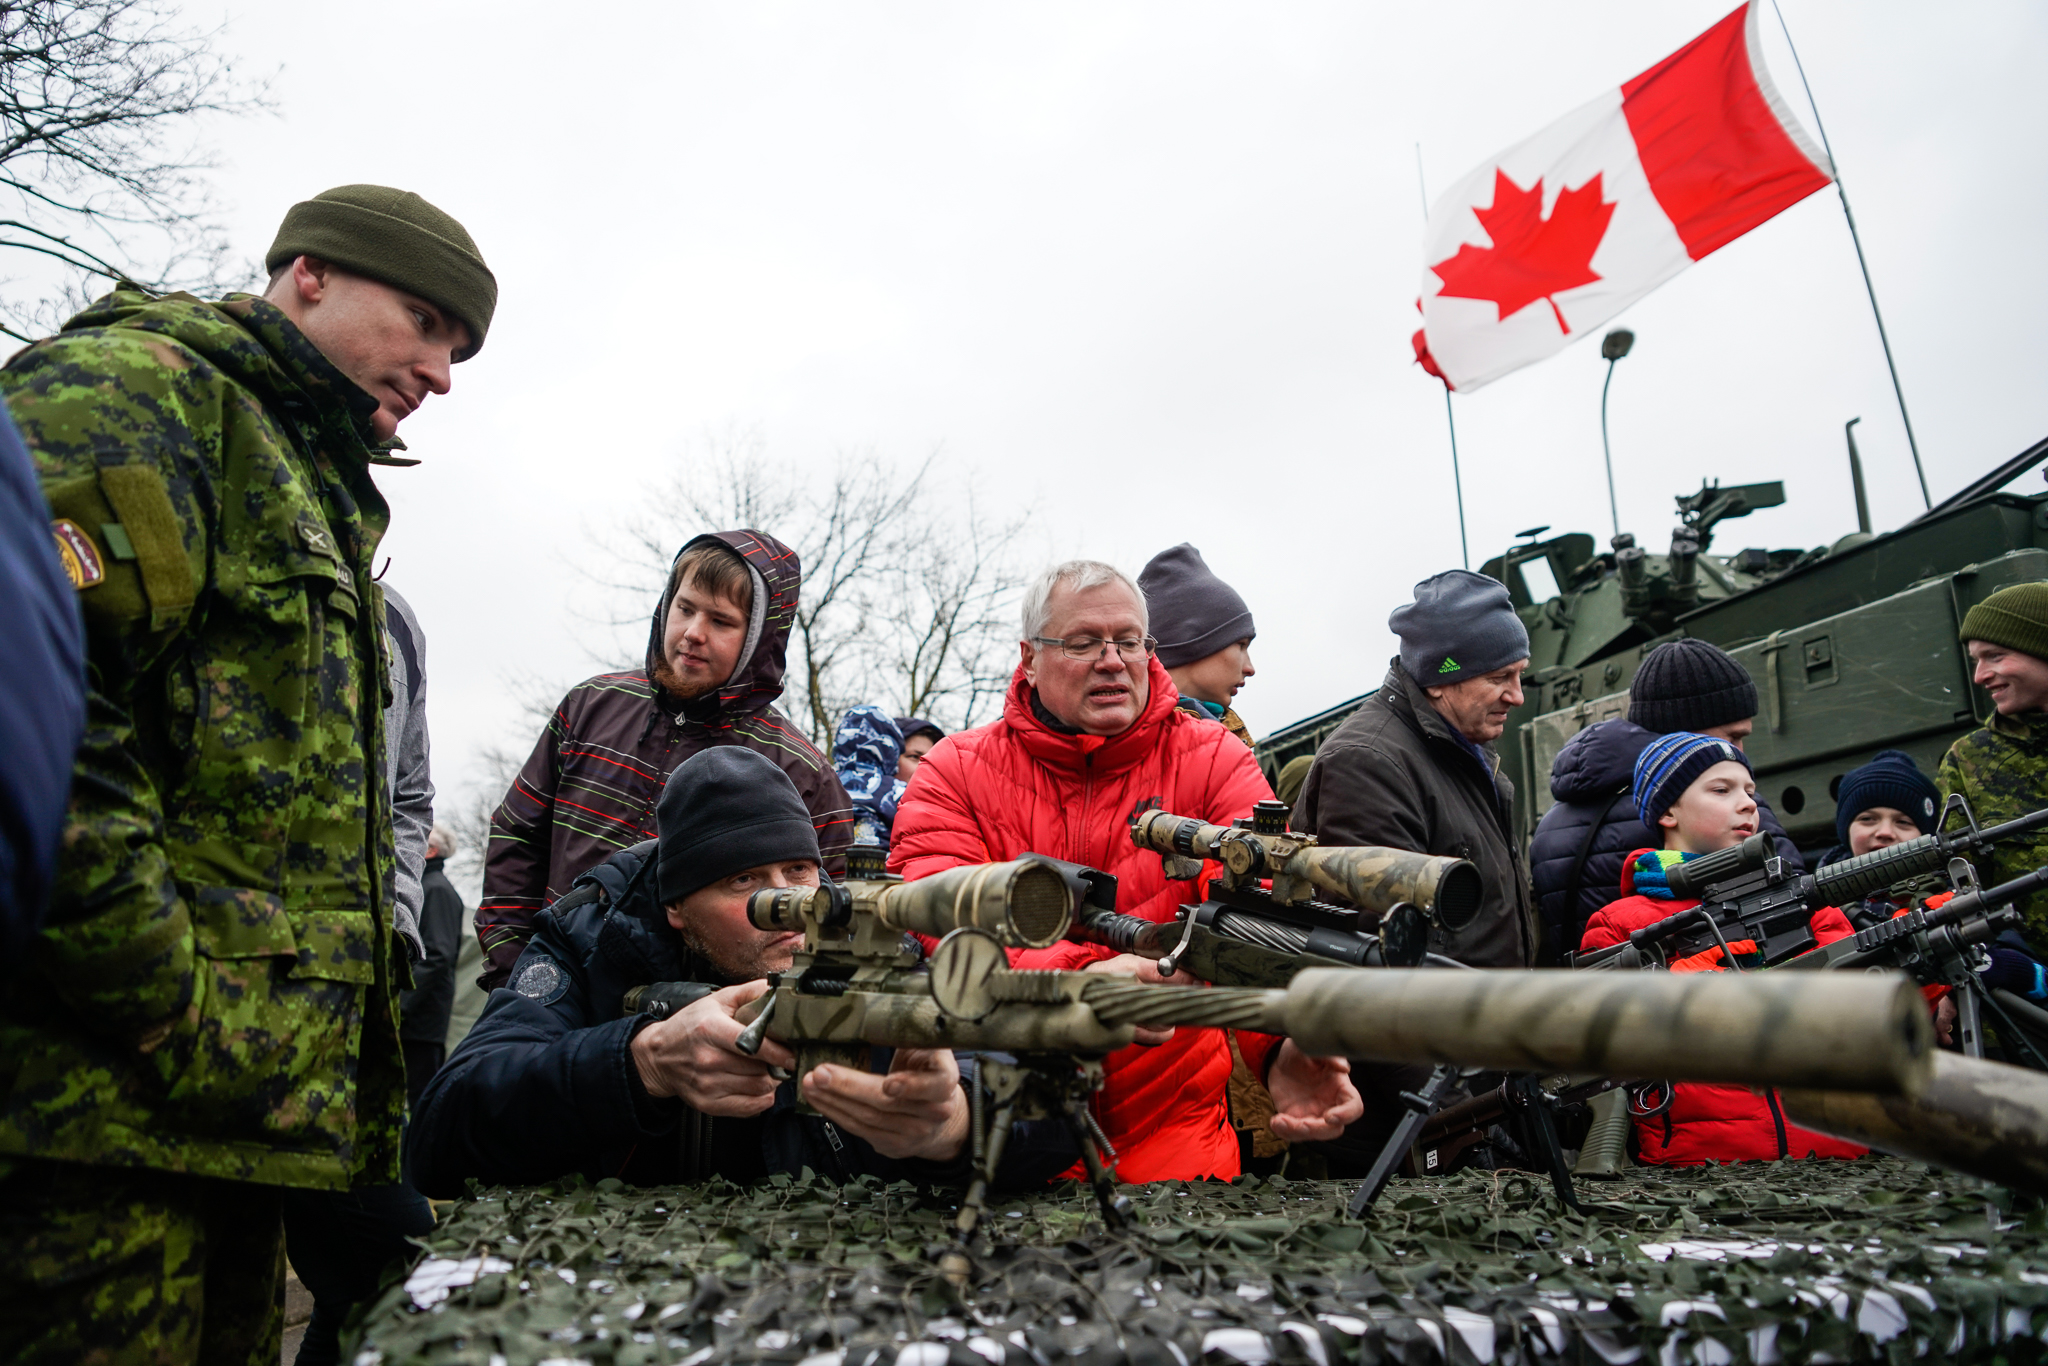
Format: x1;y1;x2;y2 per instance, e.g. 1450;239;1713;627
802;1049;971;1162
1265;1042;1364;1142
629;979;794;1116
1083;952;1195;1046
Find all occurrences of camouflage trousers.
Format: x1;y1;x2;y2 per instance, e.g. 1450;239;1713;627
0;1158;285;1365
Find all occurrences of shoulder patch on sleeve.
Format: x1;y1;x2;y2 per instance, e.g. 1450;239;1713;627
510;956;568;1005
51;519;104;589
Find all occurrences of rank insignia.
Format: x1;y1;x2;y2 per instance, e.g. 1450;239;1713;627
52;518;104;589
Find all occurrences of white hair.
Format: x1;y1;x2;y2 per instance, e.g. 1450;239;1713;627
1020;559;1148;642
428;822;458;858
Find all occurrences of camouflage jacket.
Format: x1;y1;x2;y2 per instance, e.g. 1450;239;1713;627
0;288;407;1190
1940;711;2048;945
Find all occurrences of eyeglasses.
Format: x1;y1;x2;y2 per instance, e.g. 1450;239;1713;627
1031;634;1157;662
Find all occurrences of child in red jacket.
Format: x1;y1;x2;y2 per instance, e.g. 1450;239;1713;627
1580;730;1866;1166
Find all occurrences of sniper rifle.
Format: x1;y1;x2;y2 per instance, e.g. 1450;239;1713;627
1071;801;1480;984
627;846;1931;1279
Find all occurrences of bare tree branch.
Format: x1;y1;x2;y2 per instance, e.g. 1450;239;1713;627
577;430;1034;745
0;0;273;335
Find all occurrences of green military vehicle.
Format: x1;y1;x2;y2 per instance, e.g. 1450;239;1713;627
1256;436;2048;858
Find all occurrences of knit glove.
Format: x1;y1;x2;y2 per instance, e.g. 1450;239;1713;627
1980;948;2048;1002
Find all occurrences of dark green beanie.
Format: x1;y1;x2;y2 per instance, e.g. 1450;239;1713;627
1960;582;2048;661
266;185;496;360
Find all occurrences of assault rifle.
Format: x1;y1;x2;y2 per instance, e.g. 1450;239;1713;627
1067;801;1479;985
1570;795;2048;971
627;846;1931;1278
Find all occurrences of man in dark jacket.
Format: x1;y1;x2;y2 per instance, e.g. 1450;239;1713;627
412;748;1069;1195
1294;570;1537;968
400;823;466;1102
478;531;855;988
1528;637;1798;964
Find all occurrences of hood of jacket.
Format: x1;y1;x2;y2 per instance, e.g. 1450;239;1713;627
999;654;1183;776
644;529;802;725
1549;718;1659;804
64;287;386;455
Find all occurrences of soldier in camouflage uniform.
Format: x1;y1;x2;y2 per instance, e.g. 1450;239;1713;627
0;185;495;1365
1940;582;2048;944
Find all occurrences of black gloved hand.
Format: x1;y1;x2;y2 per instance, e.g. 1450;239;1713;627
1980;947;2048;1000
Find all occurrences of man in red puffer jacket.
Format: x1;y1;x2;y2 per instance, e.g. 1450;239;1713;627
1580;730;1864;1166
890;559;1362;1182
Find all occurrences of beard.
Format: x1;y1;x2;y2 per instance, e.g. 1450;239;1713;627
651;656;721;702
675;918;793;984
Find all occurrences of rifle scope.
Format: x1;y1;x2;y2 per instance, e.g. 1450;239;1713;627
1663;831;1774;900
747;857;1076;949
1128;810;1482;929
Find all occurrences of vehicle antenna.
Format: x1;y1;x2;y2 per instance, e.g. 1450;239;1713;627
1417;143;1469;570
1770;0;1929;509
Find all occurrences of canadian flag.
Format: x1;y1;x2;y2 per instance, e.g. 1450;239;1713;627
1413;4;1833;393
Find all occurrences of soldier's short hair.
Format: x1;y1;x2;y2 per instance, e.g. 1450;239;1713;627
668;540;753;615
1021;560;1147;642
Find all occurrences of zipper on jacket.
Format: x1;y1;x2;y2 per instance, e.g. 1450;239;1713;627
1764;1089;1790;1157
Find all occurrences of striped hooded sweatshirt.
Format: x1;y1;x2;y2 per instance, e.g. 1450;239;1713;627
477;530;853;987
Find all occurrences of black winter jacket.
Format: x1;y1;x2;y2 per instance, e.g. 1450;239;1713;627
407;841;1073;1197
1529;719;1802;964
1293;661;1536;967
400;856;465;1045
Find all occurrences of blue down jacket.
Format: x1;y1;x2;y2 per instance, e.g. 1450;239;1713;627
834;705;906;847
407;841;1074;1196
1529;719;1801;965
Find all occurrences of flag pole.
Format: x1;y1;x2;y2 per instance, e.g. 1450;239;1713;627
1417;144;1471;570
1769;0;1929;510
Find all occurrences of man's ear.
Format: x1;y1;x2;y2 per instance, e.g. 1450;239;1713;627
1019;639;1037;687
291;255;332;305
663;900;688;932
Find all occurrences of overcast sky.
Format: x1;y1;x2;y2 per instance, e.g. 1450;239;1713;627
183;0;2048;827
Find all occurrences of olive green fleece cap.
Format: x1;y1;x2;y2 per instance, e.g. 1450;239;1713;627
266;185;496;360
1961;582;2048;662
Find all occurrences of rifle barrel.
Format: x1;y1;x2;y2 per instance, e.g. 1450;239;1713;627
1275;968;1932;1095
1778;1051;2048;1197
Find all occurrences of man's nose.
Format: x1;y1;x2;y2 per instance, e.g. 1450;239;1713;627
1973;659;1995;687
1504;682;1524;707
418;353;453;396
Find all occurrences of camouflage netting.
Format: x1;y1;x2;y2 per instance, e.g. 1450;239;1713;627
351;1158;2048;1366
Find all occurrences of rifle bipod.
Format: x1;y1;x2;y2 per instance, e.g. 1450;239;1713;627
941;1056;1128;1288
1348;1067;1587;1217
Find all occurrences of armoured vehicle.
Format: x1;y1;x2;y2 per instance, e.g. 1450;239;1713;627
1256;435;2048;861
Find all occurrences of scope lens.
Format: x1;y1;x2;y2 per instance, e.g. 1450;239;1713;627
1007;865;1073;947
1433;863;1483;932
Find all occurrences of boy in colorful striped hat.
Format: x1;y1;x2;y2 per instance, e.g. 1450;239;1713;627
1578;731;1865;1166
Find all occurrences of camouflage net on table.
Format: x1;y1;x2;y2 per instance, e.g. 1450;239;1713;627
352;1158;2048;1366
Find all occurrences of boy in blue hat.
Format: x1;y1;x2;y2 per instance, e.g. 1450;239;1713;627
1579;732;1864;1166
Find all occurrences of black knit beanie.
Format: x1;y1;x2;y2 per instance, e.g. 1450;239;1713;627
266;185;497;359
1834;750;1941;846
894;717;945;745
657;748;821;904
1139;544;1256;669
1627;638;1758;733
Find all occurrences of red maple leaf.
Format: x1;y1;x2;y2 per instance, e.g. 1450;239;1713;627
1429;169;1615;333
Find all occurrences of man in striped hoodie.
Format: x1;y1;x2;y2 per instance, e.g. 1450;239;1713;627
476;530;853;989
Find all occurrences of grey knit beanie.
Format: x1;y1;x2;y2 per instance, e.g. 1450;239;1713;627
1627;638;1758;733
1139;544;1256;668
1391;570;1530;686
267;185;497;359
